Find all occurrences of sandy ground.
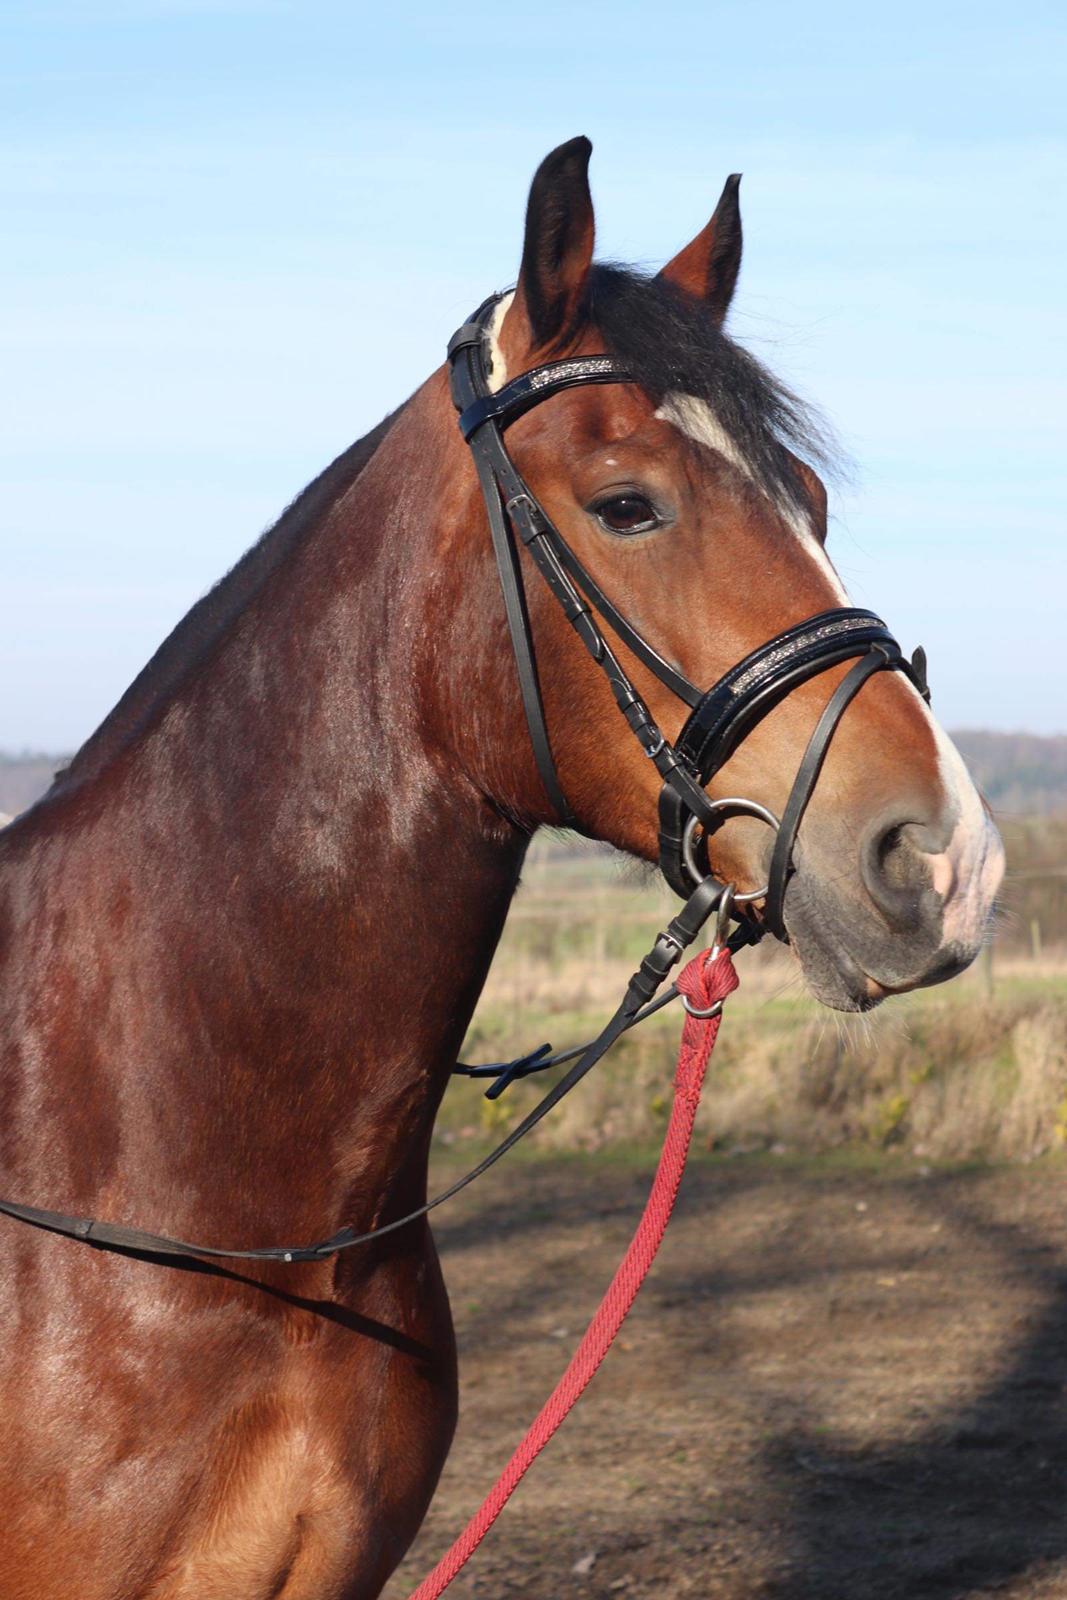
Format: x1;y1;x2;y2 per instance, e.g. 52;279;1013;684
384;1151;1067;1600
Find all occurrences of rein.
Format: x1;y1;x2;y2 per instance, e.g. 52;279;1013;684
0;292;940;1598
0;291;931;1264
0;875;744;1262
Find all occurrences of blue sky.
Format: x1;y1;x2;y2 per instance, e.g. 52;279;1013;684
2;0;1064;750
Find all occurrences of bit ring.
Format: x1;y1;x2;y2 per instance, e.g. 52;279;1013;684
681;797;781;902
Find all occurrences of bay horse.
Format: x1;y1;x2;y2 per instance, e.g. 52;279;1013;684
0;138;1002;1599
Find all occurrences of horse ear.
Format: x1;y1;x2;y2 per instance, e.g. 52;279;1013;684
509;136;596;354
658;173;743;324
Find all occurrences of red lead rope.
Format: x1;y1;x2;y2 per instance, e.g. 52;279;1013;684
406;946;739;1600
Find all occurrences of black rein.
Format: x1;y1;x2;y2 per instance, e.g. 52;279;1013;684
0;292;930;1268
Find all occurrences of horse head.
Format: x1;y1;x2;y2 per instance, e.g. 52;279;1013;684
438;137;1003;1011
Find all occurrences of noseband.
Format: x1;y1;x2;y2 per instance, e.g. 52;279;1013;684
448;295;931;940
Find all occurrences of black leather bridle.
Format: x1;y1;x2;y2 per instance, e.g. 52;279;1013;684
448;293;931;939
0;294;933;1266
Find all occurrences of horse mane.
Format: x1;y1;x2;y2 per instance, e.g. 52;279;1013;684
51;404;407;795
585;264;839;525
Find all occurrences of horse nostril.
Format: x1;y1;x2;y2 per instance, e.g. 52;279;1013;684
860;813;942;934
877;823;911;886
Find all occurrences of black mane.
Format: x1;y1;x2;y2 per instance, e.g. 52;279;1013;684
586;264;837;524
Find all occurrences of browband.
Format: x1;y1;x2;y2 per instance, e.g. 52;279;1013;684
457;355;635;441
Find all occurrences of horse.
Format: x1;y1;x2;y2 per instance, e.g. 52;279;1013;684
0;137;1003;1599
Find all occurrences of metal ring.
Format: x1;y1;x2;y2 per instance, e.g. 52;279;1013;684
682;797;781;903
682;994;724;1019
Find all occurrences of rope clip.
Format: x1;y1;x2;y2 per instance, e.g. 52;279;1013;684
682;885;735;1018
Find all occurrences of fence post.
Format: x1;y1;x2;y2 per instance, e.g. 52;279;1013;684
1030;918;1043;962
592;903;606;965
978;941;994;999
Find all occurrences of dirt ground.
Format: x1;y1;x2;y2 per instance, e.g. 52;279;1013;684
384;1151;1067;1600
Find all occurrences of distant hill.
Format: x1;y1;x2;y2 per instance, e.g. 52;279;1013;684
2;731;1066;822
0;753;68;818
951;731;1067;817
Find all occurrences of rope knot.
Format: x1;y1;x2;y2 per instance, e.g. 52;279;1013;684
674;947;739;1097
677;946;739;1013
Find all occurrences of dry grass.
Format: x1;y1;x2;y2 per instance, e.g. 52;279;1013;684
440;838;1067;1162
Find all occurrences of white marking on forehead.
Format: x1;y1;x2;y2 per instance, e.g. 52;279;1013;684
656;392;751;481
484;290;515;394
655;391;849;603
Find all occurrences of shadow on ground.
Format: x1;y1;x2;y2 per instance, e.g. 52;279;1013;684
759;1180;1067;1599
386;1156;1067;1600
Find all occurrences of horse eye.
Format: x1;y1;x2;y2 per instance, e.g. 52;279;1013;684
594;494;660;535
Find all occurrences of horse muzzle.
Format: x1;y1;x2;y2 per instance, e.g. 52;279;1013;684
779;795;1005;1011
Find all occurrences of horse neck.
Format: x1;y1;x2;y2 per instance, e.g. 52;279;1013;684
11;374;529;1234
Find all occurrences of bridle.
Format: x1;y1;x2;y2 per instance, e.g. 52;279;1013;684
414;320;937;1595
448;293;930;938
0;293;932;1266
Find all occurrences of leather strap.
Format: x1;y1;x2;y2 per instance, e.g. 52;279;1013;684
469;440;574;824
0;879;734;1265
450;304;698;828
542;530;701;708
763;649;893;937
657;613;917;897
458;355;634;440
675;610;902;781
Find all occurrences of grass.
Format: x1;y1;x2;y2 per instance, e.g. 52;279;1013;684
437;836;1067;1164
